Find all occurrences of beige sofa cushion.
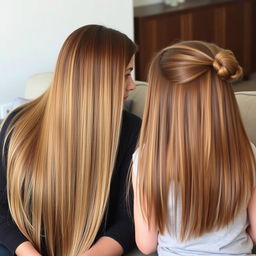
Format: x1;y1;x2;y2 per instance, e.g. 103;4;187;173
127;81;147;118
25;72;53;99
24;73;255;145
235;91;256;145
128;83;256;145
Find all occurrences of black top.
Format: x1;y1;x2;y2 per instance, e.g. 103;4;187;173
0;110;141;255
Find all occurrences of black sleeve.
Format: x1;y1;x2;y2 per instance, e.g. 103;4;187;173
103;111;141;254
0;113;28;254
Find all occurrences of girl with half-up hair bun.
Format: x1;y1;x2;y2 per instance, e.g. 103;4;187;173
0;24;140;256
132;40;256;255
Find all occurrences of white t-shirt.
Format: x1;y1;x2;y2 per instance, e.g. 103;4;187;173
132;143;256;256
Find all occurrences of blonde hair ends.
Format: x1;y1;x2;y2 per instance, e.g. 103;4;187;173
6;25;136;255
136;41;255;240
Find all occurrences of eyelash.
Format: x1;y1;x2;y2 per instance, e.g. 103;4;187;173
125;73;131;77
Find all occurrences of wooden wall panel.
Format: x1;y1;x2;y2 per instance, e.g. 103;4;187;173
135;14;182;81
252;0;256;72
190;8;216;43
223;1;252;75
134;0;254;81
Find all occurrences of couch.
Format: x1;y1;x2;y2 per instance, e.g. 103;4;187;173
24;72;156;256
26;72;256;145
23;73;256;255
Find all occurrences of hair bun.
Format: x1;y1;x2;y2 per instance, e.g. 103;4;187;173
212;50;243;82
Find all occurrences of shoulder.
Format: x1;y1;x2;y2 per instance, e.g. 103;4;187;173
118;111;141;152
251;142;256;155
0;110;20;171
0;110;20;140
132;148;139;177
121;110;141;134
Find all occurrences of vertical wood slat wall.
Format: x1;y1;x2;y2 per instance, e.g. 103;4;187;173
253;0;256;72
134;0;255;81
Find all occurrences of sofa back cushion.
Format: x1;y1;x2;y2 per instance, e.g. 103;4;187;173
235;91;256;145
25;72;53;99
25;74;255;145
128;83;256;145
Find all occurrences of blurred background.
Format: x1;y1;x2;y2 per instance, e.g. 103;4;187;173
0;0;255;108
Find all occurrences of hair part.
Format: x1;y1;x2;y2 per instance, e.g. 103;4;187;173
136;41;255;240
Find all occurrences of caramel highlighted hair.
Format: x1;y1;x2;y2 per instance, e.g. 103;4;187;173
136;41;255;240
5;25;136;255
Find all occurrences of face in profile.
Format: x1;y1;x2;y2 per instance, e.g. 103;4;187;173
124;55;136;101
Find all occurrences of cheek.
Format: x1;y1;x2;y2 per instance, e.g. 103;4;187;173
125;77;135;89
124;79;130;90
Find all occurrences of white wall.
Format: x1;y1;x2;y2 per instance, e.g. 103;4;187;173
0;0;134;104
133;0;163;7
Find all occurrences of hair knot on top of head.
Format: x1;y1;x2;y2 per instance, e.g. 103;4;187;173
212;50;243;82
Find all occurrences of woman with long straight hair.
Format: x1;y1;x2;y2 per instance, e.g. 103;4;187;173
132;41;256;255
0;24;141;256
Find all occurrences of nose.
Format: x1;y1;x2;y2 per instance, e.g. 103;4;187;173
126;76;136;91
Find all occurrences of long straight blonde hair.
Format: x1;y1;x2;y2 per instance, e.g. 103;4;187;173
4;25;136;255
136;41;256;241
